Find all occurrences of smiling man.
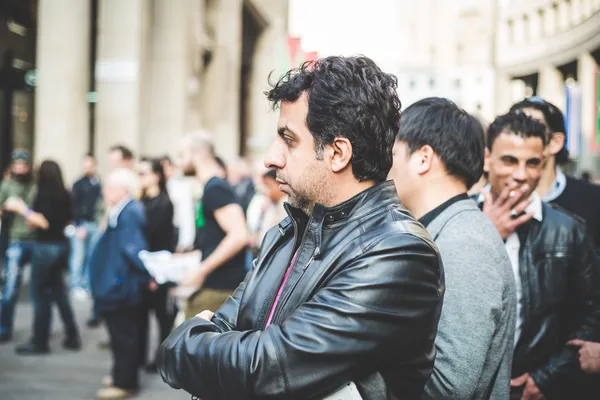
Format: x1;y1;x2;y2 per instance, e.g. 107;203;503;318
157;56;444;400
480;112;600;400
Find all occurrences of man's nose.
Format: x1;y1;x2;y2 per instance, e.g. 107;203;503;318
512;163;527;183
264;141;284;170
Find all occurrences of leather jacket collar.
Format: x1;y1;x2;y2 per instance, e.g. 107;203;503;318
277;180;399;259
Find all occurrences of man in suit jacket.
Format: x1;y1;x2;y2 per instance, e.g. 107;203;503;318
89;168;149;400
389;97;517;399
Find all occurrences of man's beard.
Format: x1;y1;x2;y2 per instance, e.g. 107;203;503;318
182;165;196;177
12;172;32;183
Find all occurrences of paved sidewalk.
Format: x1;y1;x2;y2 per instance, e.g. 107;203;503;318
0;292;190;400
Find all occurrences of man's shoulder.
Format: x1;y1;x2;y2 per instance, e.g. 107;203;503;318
542;201;586;230
565;175;600;197
120;200;146;222
432;201;510;273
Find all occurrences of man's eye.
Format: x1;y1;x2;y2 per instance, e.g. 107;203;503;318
283;135;294;144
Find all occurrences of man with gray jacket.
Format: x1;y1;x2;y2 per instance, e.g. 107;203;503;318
389;97;517;399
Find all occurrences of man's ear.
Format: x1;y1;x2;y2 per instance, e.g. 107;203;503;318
483;147;491;173
547;132;565;157
330;137;353;173
414;145;434;176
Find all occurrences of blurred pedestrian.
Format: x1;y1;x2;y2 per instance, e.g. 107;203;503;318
108;145;135;171
137;157;176;373
227;158;255;213
177;132;249;319
160;156;195;253
69;154;102;298
89;168;149;399
8;160;81;355
0;150;37;343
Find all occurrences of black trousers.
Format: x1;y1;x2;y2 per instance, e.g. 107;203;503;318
138;285;177;366
102;306;142;391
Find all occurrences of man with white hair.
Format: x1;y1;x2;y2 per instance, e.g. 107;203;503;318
89;168;150;399
178;131;249;319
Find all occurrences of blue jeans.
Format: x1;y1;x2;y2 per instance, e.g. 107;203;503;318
69;221;99;291
0;240;34;335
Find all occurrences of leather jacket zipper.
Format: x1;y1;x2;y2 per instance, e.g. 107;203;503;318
261;215;314;329
270;246;320;326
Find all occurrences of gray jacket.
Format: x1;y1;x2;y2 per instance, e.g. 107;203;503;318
422;199;516;400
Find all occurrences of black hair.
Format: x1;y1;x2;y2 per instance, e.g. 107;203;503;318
38;160;68;200
396;97;484;189
160;155;172;165
510;97;569;164
265;55;401;183
215;156;228;179
140;157;167;196
487;112;547;150
109;145;134;161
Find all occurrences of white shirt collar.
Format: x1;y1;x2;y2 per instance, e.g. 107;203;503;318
478;185;543;222
543;166;567;202
108;197;132;228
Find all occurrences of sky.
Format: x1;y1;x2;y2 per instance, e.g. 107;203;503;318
288;0;405;73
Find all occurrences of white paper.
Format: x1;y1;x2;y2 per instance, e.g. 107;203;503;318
138;250;201;285
321;382;363;400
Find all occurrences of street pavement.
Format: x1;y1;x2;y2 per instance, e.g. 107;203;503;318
0;285;190;400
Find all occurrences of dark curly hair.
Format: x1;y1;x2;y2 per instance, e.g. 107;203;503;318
487;112;547;150
265;56;401;183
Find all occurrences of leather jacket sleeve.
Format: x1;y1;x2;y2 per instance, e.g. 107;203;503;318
210;266;251;332
157;234;442;400
530;226;600;393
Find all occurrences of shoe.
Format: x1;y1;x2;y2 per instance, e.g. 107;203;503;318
101;375;113;387
16;343;50;355
0;333;12;343
87;317;102;328
63;335;82;350
96;386;136;399
144;361;157;373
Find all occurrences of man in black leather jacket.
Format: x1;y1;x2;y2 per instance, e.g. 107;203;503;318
480;113;600;400
157;56;445;400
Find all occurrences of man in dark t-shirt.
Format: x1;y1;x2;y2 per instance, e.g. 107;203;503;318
178;131;249;319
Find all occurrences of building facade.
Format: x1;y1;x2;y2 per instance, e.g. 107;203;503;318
495;0;600;173
394;0;498;122
0;0;289;183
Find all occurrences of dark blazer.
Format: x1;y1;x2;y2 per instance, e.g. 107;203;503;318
89;200;149;312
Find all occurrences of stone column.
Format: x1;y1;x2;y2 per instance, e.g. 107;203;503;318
538;65;565;110
94;0;150;174
34;0;90;185
577;53;599;172
201;0;243;162
247;0;289;162
141;0;191;157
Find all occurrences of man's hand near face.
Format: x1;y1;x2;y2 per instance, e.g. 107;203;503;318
482;182;534;240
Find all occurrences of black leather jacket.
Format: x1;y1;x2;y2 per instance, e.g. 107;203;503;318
513;203;600;399
157;181;444;399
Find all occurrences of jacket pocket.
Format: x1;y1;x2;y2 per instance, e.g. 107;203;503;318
532;251;569;313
